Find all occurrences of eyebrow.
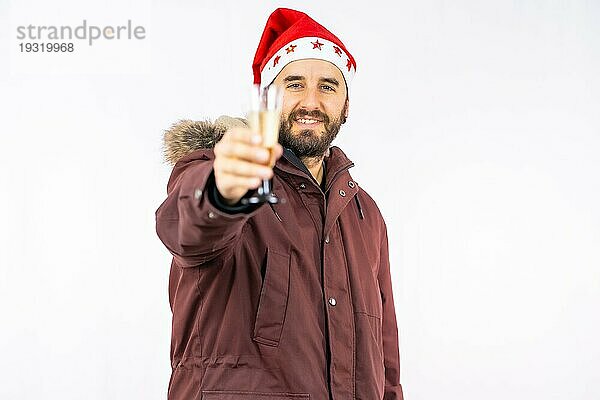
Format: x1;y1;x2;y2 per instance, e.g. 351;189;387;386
321;77;340;87
283;75;305;82
282;75;340;87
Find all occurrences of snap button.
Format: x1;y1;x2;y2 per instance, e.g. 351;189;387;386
348;181;355;188
328;297;337;306
339;189;346;197
299;183;306;189
325;235;330;244
207;211;216;219
194;188;203;200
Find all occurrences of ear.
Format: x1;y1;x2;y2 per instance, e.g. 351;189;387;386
342;98;349;124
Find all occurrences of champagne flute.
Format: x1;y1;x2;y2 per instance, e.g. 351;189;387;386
241;84;283;205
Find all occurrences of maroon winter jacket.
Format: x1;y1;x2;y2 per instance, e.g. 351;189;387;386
156;117;404;400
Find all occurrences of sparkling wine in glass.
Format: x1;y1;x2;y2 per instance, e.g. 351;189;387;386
241;84;283;205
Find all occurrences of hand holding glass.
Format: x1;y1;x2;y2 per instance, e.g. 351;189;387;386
241;84;284;205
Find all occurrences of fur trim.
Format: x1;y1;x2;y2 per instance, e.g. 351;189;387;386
162;115;248;165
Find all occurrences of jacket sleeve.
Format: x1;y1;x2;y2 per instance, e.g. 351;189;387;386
155;153;262;268
378;222;405;400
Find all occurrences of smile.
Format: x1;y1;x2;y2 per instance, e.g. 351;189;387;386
295;117;322;125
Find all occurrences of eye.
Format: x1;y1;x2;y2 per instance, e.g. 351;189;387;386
320;85;335;92
286;83;303;89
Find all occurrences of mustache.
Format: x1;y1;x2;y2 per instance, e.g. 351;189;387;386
288;109;330;124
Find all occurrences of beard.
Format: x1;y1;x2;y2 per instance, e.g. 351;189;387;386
278;107;345;158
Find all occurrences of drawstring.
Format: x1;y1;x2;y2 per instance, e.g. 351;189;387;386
268;202;283;222
354;195;364;220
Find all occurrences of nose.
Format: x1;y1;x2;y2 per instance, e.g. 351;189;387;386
299;86;320;110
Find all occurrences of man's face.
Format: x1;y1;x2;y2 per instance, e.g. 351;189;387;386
271;59;349;158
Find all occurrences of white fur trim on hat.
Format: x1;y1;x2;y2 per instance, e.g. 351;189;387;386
260;36;356;92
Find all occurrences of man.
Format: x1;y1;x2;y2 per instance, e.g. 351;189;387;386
156;8;404;400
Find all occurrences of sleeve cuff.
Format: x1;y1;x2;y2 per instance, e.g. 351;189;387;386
207;171;261;215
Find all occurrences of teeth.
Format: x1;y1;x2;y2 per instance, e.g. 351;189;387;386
297;118;319;124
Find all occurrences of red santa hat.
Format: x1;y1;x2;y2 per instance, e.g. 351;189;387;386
253;8;357;92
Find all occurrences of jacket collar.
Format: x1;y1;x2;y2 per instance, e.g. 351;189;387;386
275;146;355;193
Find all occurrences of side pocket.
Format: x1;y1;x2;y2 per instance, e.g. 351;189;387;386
252;248;291;347
202;391;309;399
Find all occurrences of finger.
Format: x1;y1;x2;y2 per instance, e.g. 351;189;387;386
219;158;274;179
218;172;262;190
273;143;284;159
225;127;262;145
215;141;270;164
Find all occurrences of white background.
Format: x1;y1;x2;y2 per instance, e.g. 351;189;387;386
1;0;599;399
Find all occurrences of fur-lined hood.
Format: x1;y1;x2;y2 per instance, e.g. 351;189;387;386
162;115;248;166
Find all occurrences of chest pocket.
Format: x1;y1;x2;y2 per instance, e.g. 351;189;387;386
252;247;291;347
